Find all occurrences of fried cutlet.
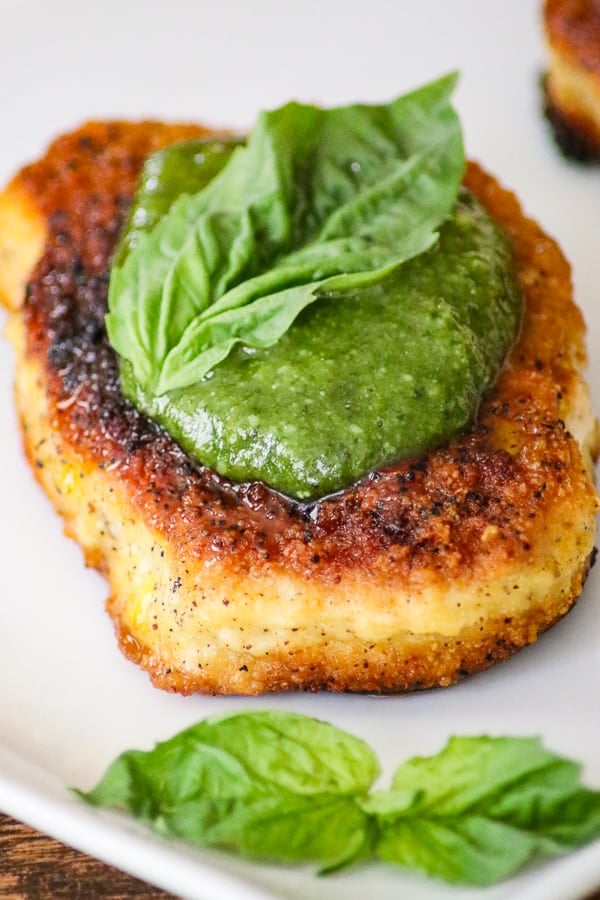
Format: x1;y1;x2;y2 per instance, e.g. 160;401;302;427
544;0;600;160
0;121;597;694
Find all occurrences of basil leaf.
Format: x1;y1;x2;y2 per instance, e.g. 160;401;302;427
76;717;600;887
107;74;464;393
77;710;378;870
366;736;600;885
114;137;242;267
185;794;373;872
373;814;536;885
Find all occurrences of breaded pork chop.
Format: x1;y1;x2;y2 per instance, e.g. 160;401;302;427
0;121;597;695
544;0;600;160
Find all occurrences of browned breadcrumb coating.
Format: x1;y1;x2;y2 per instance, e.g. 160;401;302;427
0;121;597;694
544;0;600;160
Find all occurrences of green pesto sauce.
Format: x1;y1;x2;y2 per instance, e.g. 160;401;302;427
120;189;521;500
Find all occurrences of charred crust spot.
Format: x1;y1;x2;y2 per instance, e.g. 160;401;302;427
543;79;600;162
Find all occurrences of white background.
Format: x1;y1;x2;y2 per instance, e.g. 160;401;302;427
1;2;599;898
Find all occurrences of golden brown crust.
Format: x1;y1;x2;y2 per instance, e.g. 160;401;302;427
544;0;600;158
545;0;600;75
1;121;598;694
0;184;46;311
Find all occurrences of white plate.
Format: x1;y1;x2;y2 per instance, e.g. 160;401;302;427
1;1;599;898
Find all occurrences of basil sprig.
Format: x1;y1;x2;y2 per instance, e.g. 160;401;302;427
107;74;464;394
78;711;600;886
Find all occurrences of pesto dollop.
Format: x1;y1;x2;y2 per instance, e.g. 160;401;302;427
121;189;521;499
109;82;522;499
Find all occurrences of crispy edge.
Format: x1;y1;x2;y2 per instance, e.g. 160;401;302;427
0;183;46;311
544;0;600;157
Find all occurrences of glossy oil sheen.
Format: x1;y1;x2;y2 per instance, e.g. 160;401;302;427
121;189;521;500
114;137;242;266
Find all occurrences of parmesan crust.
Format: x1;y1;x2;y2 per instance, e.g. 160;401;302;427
544;0;600;159
0;121;598;694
